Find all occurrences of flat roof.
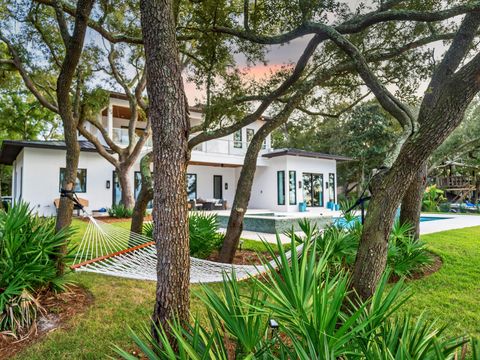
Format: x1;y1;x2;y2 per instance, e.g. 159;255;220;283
262;148;352;161
0;140;106;165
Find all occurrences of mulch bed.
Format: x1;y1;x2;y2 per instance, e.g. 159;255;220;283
0;285;93;359
208;250;275;265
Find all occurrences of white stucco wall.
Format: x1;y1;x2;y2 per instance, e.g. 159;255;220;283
186;165;238;206
21;148;117;216
248;155;338;212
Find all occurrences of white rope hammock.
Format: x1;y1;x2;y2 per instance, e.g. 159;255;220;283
71;217;302;283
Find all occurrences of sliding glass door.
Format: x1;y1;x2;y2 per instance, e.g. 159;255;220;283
302;173;324;207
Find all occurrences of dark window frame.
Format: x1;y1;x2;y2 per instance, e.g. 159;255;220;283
233;129;243;148
59;167;87;193
289;171;297;205
277;171;286;205
329;173;336;202
246;128;255;143
213;175;223;199
186;173;197;200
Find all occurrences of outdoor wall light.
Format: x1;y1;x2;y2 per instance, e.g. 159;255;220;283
225;183;228;190
106;180;111;189
298;181;302;189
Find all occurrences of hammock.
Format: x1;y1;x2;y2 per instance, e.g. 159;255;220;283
71;217;301;283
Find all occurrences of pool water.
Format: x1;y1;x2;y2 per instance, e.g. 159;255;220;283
419;216;450;222
334;215;449;228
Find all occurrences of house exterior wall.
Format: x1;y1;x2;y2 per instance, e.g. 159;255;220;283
249;156;338;212
186;165;238;206
20;148;117;216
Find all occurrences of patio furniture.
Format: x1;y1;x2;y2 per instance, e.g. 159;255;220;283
202;199;227;211
188;199;204;211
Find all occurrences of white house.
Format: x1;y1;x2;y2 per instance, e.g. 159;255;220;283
0;93;350;216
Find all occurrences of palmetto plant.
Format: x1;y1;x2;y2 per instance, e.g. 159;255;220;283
0;203;72;335
143;212;223;259
115;224;468;359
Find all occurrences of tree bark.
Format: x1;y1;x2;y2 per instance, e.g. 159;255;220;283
116;165;135;209
54;0;95;275
140;0;191;341
350;10;480;301
130;152;153;235
400;162;428;239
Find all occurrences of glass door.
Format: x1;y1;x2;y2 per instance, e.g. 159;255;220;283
213;175;223;199
302;173;324;207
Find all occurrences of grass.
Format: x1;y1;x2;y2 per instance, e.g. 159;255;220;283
12;221;480;359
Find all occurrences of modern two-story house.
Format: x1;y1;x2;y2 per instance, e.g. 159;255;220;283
0;93;350;216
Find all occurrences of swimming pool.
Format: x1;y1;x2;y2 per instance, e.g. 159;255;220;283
334;215;450;228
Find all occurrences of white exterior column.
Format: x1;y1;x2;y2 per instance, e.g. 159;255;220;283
107;103;113;140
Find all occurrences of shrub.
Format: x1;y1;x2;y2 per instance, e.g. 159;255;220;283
387;221;434;277
294;219;432;277
143;212;223;259
115;231;468;359
422;185;446;212
0;203;71;336
108;204;134;218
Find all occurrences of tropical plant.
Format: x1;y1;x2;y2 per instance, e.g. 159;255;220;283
108;204;134;218
0;203;72;336
387;221;434;277
143;212;223;259
422;185;447;212
115;229;468;359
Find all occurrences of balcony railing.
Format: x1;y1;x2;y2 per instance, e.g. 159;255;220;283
112;128;152;148
191;138;269;156
436;176;473;189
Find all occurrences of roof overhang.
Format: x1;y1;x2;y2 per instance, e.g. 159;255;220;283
0;140;103;165
262;148;352;162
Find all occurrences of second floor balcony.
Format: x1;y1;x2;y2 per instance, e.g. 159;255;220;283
112;128;152;149
191;138;270;156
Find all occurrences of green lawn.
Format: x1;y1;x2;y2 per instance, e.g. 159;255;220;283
13;222;480;359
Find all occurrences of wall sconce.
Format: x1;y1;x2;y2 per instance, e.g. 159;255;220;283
106;180;111;189
325;182;329;188
225;183;228;190
298;181;302;189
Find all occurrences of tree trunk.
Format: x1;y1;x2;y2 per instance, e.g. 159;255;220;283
140;0;191;341
117;166;135;209
55;123;79;275
400;162;427;239
218;140;261;262
219;105;300;263
131;152;153;235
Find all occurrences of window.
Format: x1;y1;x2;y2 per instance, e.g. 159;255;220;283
134;172;153;209
328;173;336;202
277;171;285;205
59;168;87;193
186;174;197;200
302;173;323;207
246;128;255;143
289;171;296;205
233;130;243;148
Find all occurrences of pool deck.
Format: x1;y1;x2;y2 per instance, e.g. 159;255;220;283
218;211;480;244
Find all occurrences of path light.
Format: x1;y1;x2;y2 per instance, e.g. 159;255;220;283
268;318;279;340
239;239;244;251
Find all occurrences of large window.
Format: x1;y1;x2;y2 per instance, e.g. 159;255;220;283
302;173;323;207
328;173;336;202
233;130;243;148
186;174;197;200
59;168;87;193
246;128;255;143
289;171;296;205
277;171;285;205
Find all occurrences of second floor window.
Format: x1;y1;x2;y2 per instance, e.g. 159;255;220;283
59;168;87;193
246;128;255;143
234;130;243;148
